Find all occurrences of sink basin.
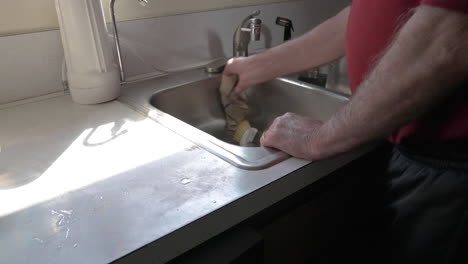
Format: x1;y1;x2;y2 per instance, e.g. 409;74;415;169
150;77;348;145
119;68;349;170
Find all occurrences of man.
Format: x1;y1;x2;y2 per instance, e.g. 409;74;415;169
225;0;468;263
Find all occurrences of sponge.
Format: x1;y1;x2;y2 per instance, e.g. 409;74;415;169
233;120;251;143
233;120;258;146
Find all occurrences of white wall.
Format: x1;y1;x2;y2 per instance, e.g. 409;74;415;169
0;0;350;105
0;0;290;36
0;31;64;105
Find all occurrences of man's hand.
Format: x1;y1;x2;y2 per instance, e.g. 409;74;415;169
223;7;349;93
224;57;263;94
260;112;324;160
300;6;468;160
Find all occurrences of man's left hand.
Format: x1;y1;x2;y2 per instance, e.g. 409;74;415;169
260;112;324;160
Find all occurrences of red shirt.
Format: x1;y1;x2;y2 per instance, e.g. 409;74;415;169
346;0;468;151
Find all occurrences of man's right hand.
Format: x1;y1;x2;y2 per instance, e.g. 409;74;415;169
223;56;268;94
223;6;349;94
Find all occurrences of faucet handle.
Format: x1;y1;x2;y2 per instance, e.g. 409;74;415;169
251;18;262;41
138;0;149;6
241;18;262;41
246;10;261;20
250;10;261;17
240;10;261;27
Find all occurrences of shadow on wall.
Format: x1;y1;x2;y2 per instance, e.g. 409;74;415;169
262;24;273;49
207;29;226;59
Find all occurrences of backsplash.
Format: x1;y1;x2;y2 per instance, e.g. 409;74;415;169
0;0;289;36
0;0;350;106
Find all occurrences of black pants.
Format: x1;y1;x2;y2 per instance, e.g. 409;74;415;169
380;146;468;264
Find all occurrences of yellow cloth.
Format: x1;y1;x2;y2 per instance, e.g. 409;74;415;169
219;74;249;134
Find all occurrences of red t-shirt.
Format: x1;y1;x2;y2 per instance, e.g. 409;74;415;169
346;0;468;152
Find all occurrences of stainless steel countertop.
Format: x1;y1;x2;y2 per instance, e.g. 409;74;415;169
0;89;371;263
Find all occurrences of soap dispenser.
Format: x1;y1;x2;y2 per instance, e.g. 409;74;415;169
55;0;120;105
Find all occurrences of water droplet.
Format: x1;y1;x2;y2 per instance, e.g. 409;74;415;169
51;209;75;227
180;178;191;185
60;210;73;215
99;196;103;200
212;200;217;204
121;188;129;196
73;243;78;248
56;215;65;227
65;228;70;239
33;237;44;244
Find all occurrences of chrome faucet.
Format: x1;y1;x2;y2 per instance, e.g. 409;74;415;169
233;11;262;57
110;0;149;83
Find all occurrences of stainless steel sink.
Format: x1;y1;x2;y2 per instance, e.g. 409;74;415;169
119;68;349;170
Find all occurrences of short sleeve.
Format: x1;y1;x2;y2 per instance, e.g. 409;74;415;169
420;0;468;14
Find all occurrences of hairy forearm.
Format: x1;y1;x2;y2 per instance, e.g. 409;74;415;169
314;6;468;158
247;7;349;81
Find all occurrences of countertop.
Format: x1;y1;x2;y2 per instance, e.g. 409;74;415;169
0;93;368;263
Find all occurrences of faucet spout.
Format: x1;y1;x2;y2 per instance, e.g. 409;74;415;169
233;11;262;57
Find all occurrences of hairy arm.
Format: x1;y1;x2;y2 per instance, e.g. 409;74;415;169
261;5;468;160
225;6;350;92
